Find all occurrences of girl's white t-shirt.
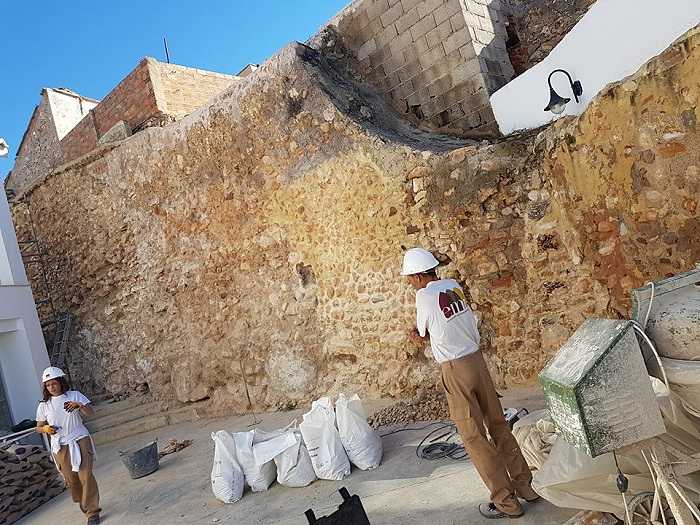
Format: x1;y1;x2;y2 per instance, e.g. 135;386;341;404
36;390;91;441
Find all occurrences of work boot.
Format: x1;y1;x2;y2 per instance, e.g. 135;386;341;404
86;515;100;525
478;502;524;519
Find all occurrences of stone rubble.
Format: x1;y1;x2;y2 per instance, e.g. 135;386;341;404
368;389;450;428
0;445;64;525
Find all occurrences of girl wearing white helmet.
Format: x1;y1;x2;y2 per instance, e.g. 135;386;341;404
36;366;101;525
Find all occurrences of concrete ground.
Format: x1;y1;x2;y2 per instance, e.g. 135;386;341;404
18;390;577;525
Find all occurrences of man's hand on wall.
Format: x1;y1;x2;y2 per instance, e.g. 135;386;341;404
408;327;425;342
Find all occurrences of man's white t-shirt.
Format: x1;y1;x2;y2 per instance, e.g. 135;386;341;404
36;390;91;443
416;279;480;363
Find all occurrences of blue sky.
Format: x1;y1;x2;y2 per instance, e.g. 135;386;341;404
0;0;349;180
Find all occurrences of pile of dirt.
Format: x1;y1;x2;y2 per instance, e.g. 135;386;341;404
368;389;450;428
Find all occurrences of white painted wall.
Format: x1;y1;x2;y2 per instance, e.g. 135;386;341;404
0;191;49;424
490;0;700;135
46;89;98;140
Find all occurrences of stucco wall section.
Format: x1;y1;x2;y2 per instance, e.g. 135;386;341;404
46;89;98;140
14;28;700;413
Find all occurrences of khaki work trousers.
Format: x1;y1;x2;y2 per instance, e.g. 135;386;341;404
441;352;537;516
54;436;101;518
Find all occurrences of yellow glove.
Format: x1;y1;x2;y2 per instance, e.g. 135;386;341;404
37;425;57;435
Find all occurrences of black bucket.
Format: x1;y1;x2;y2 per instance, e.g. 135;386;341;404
119;440;159;479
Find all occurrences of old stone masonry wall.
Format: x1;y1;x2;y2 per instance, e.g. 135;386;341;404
15;27;700;411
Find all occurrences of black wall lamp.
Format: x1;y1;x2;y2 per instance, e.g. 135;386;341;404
544;69;583;114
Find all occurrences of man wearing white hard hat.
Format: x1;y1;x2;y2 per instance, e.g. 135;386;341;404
402;248;539;519
36;366;101;524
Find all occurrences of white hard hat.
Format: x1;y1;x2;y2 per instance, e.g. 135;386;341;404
401;247;440;276
42;366;66;382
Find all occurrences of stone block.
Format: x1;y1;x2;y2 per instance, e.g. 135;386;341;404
414;34;430;54
443;27;470;55
403;44;421;65
460;43;477;61
389;30;414;56
351;9;372;31
357;38;378;61
384;53;407;74
98;120;132;145
432;0;462;26
380;1;404;27
450;11;467;32
451;59;482;83
400;0;422;12
445;84;469;106
420;41;447;68
427;75;453;97
397;59;422;83
395;6;420;34
377;23;399;48
474;27;496;45
426;19;454;50
418;0;447;19
410;12;437;41
366;0;391;21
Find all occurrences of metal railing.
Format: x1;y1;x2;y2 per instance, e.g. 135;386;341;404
0;427;51;453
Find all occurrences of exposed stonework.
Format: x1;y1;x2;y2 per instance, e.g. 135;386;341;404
5;88;98;195
314;0;514;133
504;0;596;74
11;26;700;415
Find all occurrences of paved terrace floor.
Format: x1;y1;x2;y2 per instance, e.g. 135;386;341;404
18;389;577;525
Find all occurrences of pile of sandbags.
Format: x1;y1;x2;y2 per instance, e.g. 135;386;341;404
211;394;382;504
0;444;65;525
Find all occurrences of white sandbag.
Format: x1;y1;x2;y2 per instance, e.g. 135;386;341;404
232;430;276;492
300;396;351;480
210;431;245;504
251;426;315;487
335;393;382;470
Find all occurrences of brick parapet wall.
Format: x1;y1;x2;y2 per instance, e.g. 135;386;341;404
58;58;236;165
59;112;100;164
322;0;512;131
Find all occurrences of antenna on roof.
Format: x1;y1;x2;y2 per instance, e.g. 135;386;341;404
163;36;171;64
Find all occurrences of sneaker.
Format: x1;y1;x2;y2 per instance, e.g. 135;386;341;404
478;502;524;519
86;516;100;525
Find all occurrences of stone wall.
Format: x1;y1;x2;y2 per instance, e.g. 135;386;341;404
5;89;98;195
151;61;238;120
13;27;700;412
317;0;513;132
6;95;62;196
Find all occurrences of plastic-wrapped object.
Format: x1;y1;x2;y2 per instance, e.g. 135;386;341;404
253;424;316;488
300;397;350;481
660;357;700;417
511;409;557;471
231;429;276;492
335;394;382;470
210;431;245;503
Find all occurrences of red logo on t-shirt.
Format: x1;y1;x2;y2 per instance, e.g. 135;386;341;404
439;287;468;319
